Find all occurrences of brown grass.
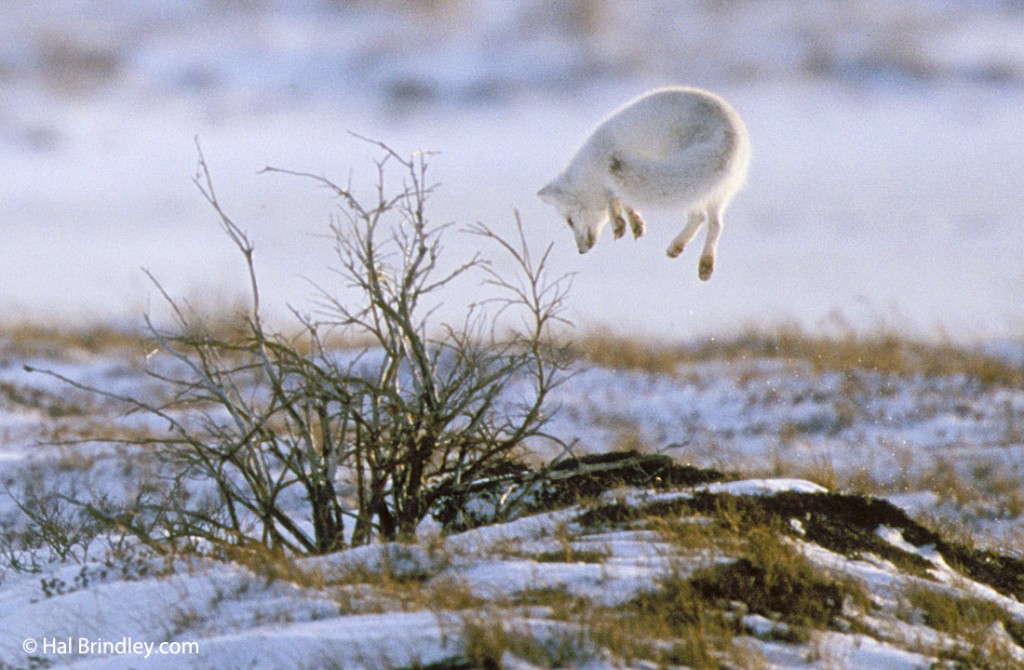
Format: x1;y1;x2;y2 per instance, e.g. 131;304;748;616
611;567;734;667
327;543;486;615
532;520;611;564
511;588;591;619
37;30;123;97
333;573;484;615
902;583;1024;669
0;380;86;417
13;321;1019;389
460;613;590;669
0;318;376;363
218;544;326;591
574;325;1024;387
696;326;1023;386
573;330;691;375
689;527;867;635
648;512;740;559
0;322;150;360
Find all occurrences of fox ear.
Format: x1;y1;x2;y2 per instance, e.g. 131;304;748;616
537;181;566;204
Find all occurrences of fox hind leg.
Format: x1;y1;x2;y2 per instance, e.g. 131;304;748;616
608;198;627;239
667;209;705;259
698;203;723;281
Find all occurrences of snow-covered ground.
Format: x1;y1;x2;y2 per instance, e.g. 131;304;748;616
1;327;1023;668
1;0;1022;340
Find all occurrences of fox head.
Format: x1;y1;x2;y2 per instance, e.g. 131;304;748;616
538;175;608;255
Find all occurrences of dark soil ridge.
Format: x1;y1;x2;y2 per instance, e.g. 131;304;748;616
529;450;727;511
434;450;727;532
579;487;1024;604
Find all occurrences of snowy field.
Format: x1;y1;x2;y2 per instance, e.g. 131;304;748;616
0;330;1023;668
2;2;1024;668
1;0;1022;340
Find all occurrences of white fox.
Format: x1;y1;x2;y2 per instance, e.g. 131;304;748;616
538;86;750;280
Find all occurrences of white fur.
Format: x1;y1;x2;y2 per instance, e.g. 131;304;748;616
538;86;750;280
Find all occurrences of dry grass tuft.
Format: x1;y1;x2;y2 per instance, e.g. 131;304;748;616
573;330;690;375
218;544;326;590
612;564;735;667
511;588;591;619
690;526;866;635
460;613;590;669
903;582;1024;668
333;573;483;615
533;521;610;564
328;543;485;615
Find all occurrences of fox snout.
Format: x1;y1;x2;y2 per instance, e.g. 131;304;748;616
574;227;595;254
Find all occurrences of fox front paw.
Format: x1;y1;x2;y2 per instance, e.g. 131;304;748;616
666;241;685;258
625;208;645;239
608;198;627;239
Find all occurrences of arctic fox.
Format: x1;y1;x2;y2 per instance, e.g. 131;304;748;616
538;86;750;280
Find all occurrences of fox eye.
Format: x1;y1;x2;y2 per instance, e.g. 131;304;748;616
565;216;574;228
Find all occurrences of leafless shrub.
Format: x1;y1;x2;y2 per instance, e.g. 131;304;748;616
0;469;102;568
28;139;571;557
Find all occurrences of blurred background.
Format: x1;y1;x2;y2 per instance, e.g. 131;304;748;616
1;0;1022;342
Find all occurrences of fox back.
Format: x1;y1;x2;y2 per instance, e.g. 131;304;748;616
596;87;749;206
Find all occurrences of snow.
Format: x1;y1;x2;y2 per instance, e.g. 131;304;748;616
544;356;1024;523
68;613;456;670
1;327;1022;667
803;633;935;670
697;479;830;497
